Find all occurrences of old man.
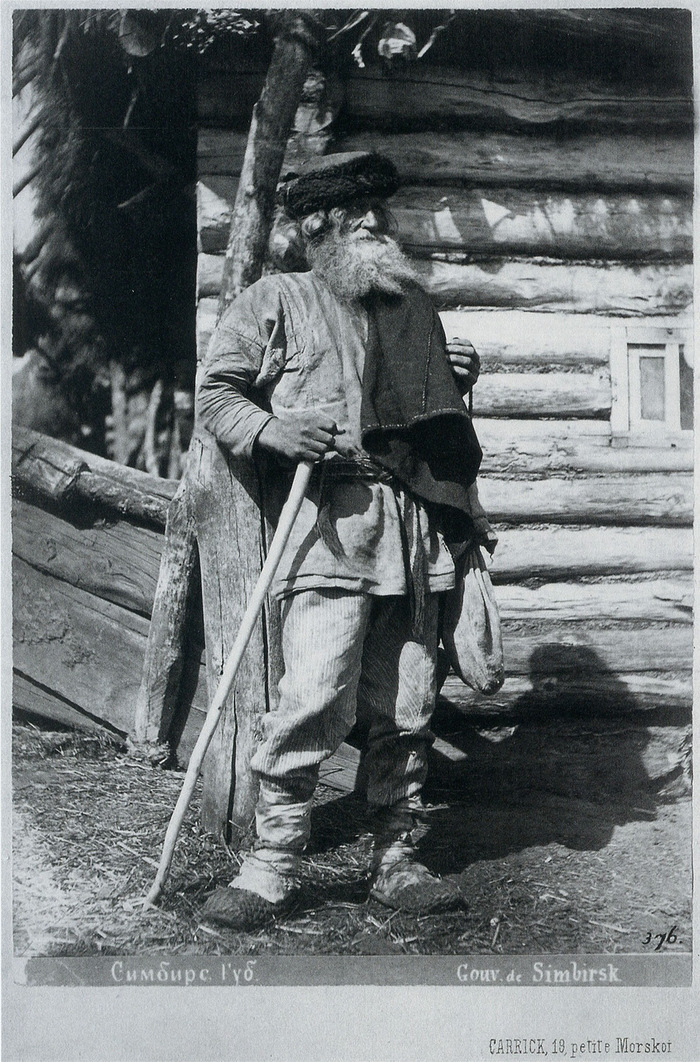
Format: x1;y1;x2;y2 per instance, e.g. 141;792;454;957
197;151;484;929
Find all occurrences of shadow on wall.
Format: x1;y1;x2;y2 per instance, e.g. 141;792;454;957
310;644;690;875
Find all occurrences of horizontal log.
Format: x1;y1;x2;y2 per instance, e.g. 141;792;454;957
496;577;693;625
394;187;691;260
12;555;210;745
473;372;610;419
333;131;694;191
12;497;164;617
441;671;692;712
415;259;694;314
342;67;694;131
198;178;692;259
195;303;611;415
197;254;693;315
13;558;150;734
478;473;693;526
200;303;693;374
199;68;693;130
12;426;177;527
477;419;694;474
498;622;692;675
490;526;693;582
200;128;693;192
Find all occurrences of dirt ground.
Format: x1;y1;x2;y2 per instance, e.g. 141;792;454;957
12;718;691;958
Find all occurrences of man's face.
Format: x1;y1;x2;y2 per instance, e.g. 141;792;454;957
336;198;396;243
305;196;416;300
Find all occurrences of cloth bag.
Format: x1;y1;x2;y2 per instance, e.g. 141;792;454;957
441;543;505;696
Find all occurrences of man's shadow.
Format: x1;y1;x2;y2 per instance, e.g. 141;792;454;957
309;643;689;879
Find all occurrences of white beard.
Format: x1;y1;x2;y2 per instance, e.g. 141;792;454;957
306;228;419;301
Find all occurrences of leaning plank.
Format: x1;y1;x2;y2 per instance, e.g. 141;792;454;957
198;255;693;315
12;557;149;734
474;372;610;419
477;420;694;474
12;426;176;527
496;578;693;625
12;497;164;617
198;179;692;259
13;671;123;736
490;526;693;581
319;713;691;797
478;472;693;526
130;482;200;762
318;742;362;794
189;431;269;835
332;130;694;191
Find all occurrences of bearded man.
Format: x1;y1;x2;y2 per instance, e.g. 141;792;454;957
196;152;484;930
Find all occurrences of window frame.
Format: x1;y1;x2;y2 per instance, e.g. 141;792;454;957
609;321;693;448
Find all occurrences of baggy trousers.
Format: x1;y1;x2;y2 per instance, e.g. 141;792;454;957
249;588;439;860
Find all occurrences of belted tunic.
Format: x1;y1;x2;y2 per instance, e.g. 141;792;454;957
197;271;460;599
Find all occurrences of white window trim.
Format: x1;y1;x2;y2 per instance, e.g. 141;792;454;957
609;320;693;448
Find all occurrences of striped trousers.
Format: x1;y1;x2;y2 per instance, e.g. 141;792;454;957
249;588;439;856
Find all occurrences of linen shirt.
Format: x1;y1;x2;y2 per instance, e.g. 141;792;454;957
197;271;456;599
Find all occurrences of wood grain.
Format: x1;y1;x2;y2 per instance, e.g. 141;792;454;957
189;431;269;834
477;419;693;474
198;177;692;259
200;128;693;191
198;254;693;315
13;557;149;734
495;577;693;625
490;526;693;581
478;472;693;526
199;67;693;130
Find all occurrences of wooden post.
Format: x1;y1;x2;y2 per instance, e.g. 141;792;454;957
196;11;324;836
217;11;325;316
128;479;199;763
130;11;325;838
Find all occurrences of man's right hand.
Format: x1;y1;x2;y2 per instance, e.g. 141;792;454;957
256;411;339;462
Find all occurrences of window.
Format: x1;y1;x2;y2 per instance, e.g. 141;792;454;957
610;323;693;445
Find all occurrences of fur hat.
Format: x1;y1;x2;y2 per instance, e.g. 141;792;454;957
280;151;400;220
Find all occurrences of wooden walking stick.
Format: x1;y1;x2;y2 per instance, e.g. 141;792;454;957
146;460;314;905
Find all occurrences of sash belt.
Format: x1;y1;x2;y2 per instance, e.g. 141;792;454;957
313;458;430;642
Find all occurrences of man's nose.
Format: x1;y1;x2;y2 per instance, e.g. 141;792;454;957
358;209;381;231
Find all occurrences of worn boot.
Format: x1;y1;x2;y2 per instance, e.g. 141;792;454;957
369;800;463;913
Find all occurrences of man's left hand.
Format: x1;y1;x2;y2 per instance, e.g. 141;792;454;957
447;340;480;394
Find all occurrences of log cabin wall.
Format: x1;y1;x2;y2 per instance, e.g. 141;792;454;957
195;12;693;716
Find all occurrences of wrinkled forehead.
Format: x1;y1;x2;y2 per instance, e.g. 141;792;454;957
339;195;391;216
